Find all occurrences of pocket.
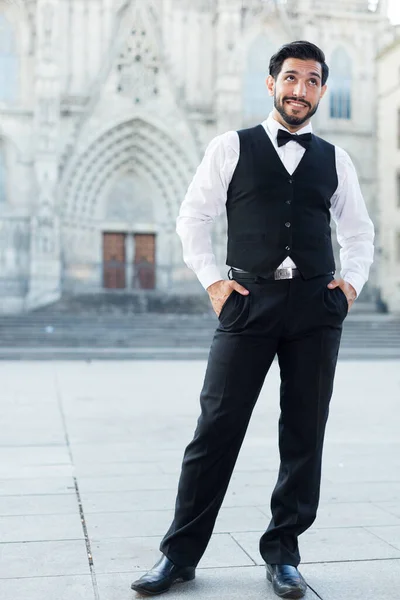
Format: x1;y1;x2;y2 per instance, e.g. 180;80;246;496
336;286;349;315
323;285;348;321
218;290;236;321
217;290;250;331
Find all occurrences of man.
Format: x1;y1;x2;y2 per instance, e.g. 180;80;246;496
132;41;374;599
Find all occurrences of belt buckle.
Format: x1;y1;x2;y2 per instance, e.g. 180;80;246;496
274;267;292;280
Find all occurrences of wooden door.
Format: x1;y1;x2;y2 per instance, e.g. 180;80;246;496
134;234;156;289
103;232;126;289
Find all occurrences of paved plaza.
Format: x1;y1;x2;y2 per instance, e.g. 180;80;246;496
1;359;400;599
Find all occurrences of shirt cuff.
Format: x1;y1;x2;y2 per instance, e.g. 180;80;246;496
196;264;224;290
342;272;365;299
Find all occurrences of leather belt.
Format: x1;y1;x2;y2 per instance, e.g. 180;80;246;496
230;267;302;282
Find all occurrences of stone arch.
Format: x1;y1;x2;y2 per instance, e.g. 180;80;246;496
103;170;155;223
61;117;194;228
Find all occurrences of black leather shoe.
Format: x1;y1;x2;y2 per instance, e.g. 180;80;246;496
131;555;195;596
266;564;307;599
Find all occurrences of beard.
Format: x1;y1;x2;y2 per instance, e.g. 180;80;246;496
274;92;319;127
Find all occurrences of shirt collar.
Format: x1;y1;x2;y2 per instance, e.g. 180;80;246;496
262;112;313;141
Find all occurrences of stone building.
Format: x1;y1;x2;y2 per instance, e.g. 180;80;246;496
377;32;400;313
0;0;392;313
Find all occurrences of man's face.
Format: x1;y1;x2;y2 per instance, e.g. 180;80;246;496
267;58;327;129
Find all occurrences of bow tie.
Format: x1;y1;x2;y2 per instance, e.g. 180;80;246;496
277;129;312;150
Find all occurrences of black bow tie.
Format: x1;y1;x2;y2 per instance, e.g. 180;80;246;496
277;129;312;150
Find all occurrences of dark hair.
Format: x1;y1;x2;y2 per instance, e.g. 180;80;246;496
269;41;329;86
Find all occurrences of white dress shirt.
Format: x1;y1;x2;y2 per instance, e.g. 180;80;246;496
176;113;375;298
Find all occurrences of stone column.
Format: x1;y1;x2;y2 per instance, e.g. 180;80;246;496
26;0;62;310
215;0;243;132
126;233;134;290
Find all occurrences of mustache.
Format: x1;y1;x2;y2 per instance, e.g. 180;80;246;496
283;97;311;109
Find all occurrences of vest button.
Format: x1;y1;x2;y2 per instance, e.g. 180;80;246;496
285;222;291;228
289;179;293;184
286;200;291;205
285;246;291;251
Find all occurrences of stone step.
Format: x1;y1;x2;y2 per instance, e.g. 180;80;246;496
0;310;398;359
0;347;397;361
30;293;379;316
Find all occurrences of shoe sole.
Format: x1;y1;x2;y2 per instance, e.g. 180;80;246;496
266;569;306;599
131;573;195;596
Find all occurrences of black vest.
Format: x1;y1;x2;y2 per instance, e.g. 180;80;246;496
226;124;338;279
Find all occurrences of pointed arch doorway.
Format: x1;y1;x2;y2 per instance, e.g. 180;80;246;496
102;231;156;290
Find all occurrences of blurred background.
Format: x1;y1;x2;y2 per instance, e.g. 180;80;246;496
1;0;400;324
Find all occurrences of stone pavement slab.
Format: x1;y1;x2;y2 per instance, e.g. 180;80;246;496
320;461;400;484
0;476;75;496
301;559;400;600
0;493;78;516
374;502;400;518
74;461;162;477
223;483;277;507
0;421;66;446
86;509;174;540
79;483;278;514
0;513;84;543
258;501;400;529
1;359;400;600
213;506;269;533
0;464;74;479
72;444;186;465
232;526;400;564
366;525;400;550
85;506;270;540
0;540;90;578
0;575;95;600
96;566;321;600
0;446;70;466
320;481;400;503
91;533;254;574
81;489;177;512
77;473;181;493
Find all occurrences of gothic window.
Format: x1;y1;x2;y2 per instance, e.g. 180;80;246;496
116;27;159;102
329;47;352;120
243;35;275;125
0;142;6;203
0;15;18;104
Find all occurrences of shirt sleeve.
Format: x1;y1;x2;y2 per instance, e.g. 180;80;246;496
331;147;375;298
176;131;239;290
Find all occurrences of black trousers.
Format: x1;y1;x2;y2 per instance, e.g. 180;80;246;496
160;273;347;567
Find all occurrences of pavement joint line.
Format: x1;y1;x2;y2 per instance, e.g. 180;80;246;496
370;500;400;519
0;573;95;581
228;532;258;566
302;557;400;565
72;557;400;575
0;538;84;544
361;525;400;553
306;582;324;600
54;371;100;600
0;511;85;517
73;475;100;600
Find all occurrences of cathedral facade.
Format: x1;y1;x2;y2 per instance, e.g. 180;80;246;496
0;0;392;313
